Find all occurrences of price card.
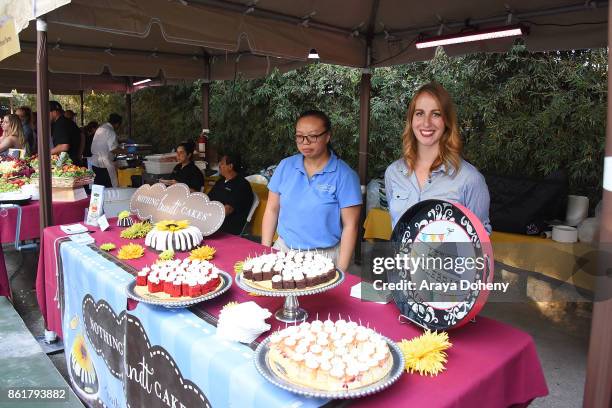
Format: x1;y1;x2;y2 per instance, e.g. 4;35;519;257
98;214;110;231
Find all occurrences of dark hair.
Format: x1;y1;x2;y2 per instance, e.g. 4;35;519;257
108;113;122;125
49;101;63;112
222;152;244;173
178;141;196;160
17;106;31;121
297;109;331;132
296;109;338;157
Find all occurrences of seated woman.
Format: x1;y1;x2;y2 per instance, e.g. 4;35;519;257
385;82;491;231
0;114;28;157
160;142;204;193
207;153;254;235
261;110;362;272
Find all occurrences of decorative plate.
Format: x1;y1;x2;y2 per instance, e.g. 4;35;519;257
387;200;494;330
254;335;404;399
126;270;232;308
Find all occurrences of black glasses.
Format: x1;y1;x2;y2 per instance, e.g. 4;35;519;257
294;129;328;144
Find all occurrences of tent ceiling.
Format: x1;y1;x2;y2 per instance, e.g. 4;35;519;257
0;0;607;80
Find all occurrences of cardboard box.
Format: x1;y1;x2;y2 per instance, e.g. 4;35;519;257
52;187;87;202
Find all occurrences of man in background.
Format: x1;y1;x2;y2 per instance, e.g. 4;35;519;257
91;113;124;187
49;101;81;165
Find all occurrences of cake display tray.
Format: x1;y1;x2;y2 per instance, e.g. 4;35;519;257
235;269;345;323
253;334;405;399
126;270;232;308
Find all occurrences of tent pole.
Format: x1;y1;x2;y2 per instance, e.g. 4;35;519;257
583;3;612;405
126;93;132;140
36;17;53;232
79;90;84;126
201;54;211;130
355;67;371;265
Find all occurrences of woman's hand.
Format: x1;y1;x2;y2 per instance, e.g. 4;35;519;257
261;191;280;247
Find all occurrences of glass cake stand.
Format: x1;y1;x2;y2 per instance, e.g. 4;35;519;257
235;270;345;323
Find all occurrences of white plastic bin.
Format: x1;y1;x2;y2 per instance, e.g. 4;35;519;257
103;187;137;218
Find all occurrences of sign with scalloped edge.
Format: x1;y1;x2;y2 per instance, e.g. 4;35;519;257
129;183;224;236
387;200;494;330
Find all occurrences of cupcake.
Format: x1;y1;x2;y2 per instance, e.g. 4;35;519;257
271;274;283;289
294;272;306;289
117;211;134;227
282;274;295;289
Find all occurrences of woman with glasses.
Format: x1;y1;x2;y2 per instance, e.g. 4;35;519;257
261;110;362;272
385;82;490;231
0;114;28;157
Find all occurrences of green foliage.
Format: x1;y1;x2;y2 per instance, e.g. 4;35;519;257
8;45;606;206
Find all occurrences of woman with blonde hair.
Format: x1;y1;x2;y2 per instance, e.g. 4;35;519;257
384;82;491;231
0;114;28;156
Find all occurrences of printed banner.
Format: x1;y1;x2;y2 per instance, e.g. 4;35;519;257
59;242;325;408
61;242;130;408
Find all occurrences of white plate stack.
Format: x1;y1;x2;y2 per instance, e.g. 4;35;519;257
216;301;271;344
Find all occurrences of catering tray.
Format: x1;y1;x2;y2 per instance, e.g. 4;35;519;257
0;191;31;205
253;334;405;399
125;270;232;308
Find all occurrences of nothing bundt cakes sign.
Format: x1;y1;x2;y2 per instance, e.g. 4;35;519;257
130;183;225;236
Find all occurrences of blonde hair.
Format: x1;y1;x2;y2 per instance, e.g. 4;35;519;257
401;82;462;174
4;114;27;154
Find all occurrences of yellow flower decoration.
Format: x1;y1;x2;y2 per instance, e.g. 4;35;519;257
118;210;130;219
234;261;244;275
189;245;216;261
69;315;79;330
158;249;175;261
117;243;145;260
71;334;95;375
397;330;452;377
99;243;116;251
155;220;189;232
120;221;153;239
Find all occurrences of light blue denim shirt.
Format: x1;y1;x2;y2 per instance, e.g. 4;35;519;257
384;158;491;232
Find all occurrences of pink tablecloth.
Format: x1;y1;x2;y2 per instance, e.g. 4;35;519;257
0;199;89;243
0;249;8;298
0;198;89;298
37;224;548;408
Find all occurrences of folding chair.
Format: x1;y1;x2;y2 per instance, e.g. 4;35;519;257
240;191;260;237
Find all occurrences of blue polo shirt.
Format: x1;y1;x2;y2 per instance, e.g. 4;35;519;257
268;152;362;249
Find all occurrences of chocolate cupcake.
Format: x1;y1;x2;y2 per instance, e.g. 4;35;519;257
252;265;263;281
242;261;254;280
262;263;273;281
294;272;306;289
305;272;318;287
271;274;283;289
282;274;295;289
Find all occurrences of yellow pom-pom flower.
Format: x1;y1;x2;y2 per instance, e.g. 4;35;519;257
234;261;244;275
155;220;189;232
100;243;116;252
189;245;216;261
158;249;175;261
117;243;145;260
120;221;153;239
118;210;130;219
398;330;452;376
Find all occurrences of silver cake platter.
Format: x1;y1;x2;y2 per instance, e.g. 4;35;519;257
235;270;345;323
254;334;405;399
126;270;232;308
